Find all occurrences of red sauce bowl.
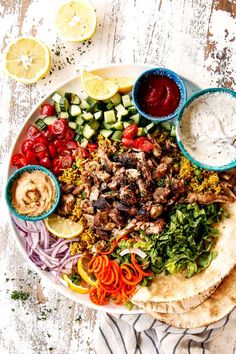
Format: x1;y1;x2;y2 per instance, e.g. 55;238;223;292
132;68;187;122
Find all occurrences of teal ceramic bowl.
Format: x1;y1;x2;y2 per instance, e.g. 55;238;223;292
176;87;236;171
6;165;61;221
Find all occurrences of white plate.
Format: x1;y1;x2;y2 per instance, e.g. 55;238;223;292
6;63;201;314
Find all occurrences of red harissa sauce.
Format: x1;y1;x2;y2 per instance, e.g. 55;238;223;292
138;75;181;117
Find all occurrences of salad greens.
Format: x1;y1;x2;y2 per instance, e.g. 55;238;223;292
113;203;224;282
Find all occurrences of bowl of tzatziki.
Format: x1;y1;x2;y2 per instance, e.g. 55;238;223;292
176;88;236;171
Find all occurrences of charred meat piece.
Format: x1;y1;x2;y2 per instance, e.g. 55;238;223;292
153;187;171;203
96;170;111;181
137;178;148;196
72;185;84;195
118;219;137;236
94;228;110;240
152;141;162;158
136;208;149;221
61;184;75;193
89;186;100;201
186;192;235;204
171;179;186;197
115;202;138;216
160;155;173;165
93;197;110;210
109;208;126;226
113;152;138;168
94;211;110;227
120;185;138;205
126;168;140;179
61;194;75;214
150;204;163;219
83;214;95;227
155;163;168;179
80;199;94;214
146;219;165;234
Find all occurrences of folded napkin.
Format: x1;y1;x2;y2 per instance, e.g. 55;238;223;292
95;309;236;354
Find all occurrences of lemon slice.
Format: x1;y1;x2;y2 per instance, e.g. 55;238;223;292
4;37;51;84
62;274;90;294
78;257;98;287
81;70;118;100
55;0;96;42
45;214;84;238
108;77;135;93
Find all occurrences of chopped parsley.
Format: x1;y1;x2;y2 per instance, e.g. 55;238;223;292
11;290;30;301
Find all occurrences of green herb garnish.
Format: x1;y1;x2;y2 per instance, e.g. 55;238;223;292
11;290;30;301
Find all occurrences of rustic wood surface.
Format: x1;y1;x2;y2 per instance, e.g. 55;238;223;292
0;0;235;353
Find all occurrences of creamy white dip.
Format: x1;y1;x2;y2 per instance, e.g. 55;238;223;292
178;91;236;167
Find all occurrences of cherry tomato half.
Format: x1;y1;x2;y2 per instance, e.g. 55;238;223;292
133;137;154;152
40;157;52;169
57;147;71;156
42;128;53;140
34;142;47;154
26;125;41;140
25;150;37;163
122;124;138;140
75;146;90;158
64;128;75;141
41;103;55;117
34;136;48;145
37;150;49;160
121;138;134;148
88;143;98;152
52;120;67;135
21;139;34;154
48;143;56;158
60;155;73;169
11;153;27;167
65;141;78;150
53;139;64;148
52;166;62;176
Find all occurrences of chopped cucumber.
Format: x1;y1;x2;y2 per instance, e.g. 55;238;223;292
103;122;114;130
43;116;57;125
111;93;121;105
145;122;156;133
51;92;62;103
35;118;47;131
75;125;83;135
111;131;122;141
161;122;172;131
80;99;90;111
106;102;114;110
80;138;89;148
75;116;84;125
64;92;72;102
59;97;69;112
94;111;103;120
94;101;106;112
103;98;111;104
128;106;137;115
104;110;116;124
137;127;146;136
170;125;176;137
122;95;132;108
123;121;133;128
130;113;140;125
58;112;69;119
83;124;95;139
112;121;123;130
89;120;100;131
75;133;82;142
115;104;128;117
54;102;61;113
86;96;97;109
69;104;82;116
100;129;113;138
82;112;94;121
71;93;81;105
68;122;77;130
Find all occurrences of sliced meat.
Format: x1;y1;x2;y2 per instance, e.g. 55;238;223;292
171;179;186;197
153;187;171;203
150;204;163;219
61;184;75;193
61;194;75;214
94;211;110;227
96;170;111;181
72;185;84;195
93;197;110;210
83;214;95;227
109;209;126;226
94;228;110;240
186;192;235;204
137;178;148;196
146;219;165;234
115;202;138;216
113;152;138;168
118;219;137;236
160;155;173;165
155;163;168;179
120;185;138;205
152;141;162;158
126;169;140;179
89;186;99;201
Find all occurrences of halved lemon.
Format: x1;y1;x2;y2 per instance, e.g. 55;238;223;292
107;77;135;93
81;70;118;100
4;37;51;84
62;274;90;294
45;214;84;239
55;0;96;42
77;257;98;287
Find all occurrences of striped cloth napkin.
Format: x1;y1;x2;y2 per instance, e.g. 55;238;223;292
95;309;236;354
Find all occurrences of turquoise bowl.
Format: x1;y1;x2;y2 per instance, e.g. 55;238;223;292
176;87;236;171
132;67;187;122
6;165;61;221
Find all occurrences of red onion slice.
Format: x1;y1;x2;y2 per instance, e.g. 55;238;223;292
119;248;147;259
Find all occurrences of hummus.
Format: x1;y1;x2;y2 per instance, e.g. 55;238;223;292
11;170;57;217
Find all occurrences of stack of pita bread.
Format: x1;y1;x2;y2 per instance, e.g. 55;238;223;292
131;202;236;328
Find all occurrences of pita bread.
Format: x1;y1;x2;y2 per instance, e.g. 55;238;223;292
131;202;236;313
135;265;236;328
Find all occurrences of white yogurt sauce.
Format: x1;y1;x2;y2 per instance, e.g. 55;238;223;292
178;91;236;167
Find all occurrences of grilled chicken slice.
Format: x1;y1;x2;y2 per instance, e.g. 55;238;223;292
109;208;126;226
186;192;235;204
153;187;171;203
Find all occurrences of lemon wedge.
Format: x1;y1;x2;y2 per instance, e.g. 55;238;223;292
62;274;90;294
81;70;118;100
4;37;51;84
45;214;84;239
55;0;96;42
77;257;98;287
108;77;135;93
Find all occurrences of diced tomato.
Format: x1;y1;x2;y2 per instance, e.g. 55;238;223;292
133;137;154;152
52;120;67;135
88;143;98;152
42;128;53;140
64;128;75;141
34;142;47;154
59;118;68;126
52;165;62;176
57;147;71;156
34;136;49;145
121;138;134;148
48;143;56;158
53;156;61;167
26;125;41;140
11;153;27;167
40;157;52;169
21;139;34;154
25;150;37;163
40;103;55;116
75;146;90;158
65;140;78;150
37;150;49;160
60;155;73;169
122;124;138;139
53;139;64;148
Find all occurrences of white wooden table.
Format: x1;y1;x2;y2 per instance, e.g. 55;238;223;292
0;1;236;353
